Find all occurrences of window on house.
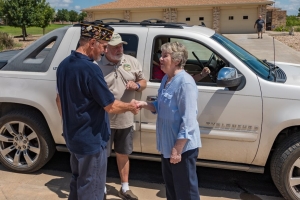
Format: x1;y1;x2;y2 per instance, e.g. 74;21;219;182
243;16;248;20
229;16;234;20
186;17;190;21
199;17;204;21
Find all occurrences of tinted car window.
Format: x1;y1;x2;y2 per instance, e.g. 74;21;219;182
119;34;138;58
212;33;274;81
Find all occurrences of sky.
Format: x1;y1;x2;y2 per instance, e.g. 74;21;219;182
46;0;300;16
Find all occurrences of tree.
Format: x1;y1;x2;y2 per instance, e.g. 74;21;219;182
56;9;69;23
298;8;300;17
78;12;87;22
69;10;78;24
2;0;42;40
0;0;4;20
36;0;55;35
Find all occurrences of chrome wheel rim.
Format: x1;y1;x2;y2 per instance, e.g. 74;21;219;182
0;121;40;169
289;158;300;198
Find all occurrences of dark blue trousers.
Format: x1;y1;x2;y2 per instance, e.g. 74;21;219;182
68;148;107;200
161;148;200;200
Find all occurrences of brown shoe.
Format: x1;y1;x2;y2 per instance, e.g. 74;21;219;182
118;188;138;200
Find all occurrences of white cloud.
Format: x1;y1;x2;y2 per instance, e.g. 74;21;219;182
75;5;81;10
47;0;74;9
275;0;300;15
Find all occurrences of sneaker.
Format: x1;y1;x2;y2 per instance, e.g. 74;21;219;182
118;188;138;200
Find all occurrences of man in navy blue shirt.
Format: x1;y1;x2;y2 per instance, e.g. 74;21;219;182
56;22;139;200
254;15;266;39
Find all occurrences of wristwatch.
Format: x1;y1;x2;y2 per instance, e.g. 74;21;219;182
135;82;141;91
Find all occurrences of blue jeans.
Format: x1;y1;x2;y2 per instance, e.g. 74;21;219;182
68;148;107;200
161;148;200;200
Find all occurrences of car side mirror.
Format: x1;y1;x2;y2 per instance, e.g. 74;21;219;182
217;67;243;88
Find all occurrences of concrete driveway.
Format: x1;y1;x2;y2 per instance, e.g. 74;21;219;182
0;164;283;200
223;32;300;64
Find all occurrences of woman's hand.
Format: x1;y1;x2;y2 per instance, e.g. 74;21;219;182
136;100;148;108
170;147;182;164
170;139;188;164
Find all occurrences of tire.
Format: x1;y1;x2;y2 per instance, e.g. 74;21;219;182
271;132;300;200
0;109;55;173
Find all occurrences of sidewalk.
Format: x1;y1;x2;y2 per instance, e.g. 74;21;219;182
0;165;283;200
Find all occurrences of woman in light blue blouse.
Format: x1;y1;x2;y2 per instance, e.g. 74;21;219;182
138;41;201;200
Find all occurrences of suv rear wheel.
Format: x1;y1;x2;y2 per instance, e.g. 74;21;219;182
0;110;55;173
271;132;300;200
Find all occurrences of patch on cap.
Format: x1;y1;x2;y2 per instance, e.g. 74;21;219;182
81;21;114;41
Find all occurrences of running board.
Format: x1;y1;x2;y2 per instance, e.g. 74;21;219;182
56;145;264;173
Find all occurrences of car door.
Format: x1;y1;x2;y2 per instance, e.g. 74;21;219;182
140;28;262;165
114;27;149;153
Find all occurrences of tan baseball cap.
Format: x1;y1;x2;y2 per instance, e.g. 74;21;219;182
108;33;128;46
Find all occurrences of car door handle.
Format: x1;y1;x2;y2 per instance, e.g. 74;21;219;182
147;96;157;101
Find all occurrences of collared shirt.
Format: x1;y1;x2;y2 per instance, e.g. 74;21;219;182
153;70;201;158
97;55;145;129
57;51;115;155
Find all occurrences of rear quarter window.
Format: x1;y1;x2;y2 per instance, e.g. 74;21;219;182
119;34;138;58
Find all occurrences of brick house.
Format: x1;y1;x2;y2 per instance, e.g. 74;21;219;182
82;0;275;34
266;6;287;30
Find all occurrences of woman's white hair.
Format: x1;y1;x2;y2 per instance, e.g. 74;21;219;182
161;41;188;69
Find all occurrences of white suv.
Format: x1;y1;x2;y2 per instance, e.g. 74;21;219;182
0;20;300;199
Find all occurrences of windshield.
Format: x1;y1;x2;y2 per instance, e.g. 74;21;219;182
211;33;274;81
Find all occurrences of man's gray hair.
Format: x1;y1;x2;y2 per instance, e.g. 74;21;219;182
161;41;188;69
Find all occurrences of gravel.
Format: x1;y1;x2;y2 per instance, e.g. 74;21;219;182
272;32;300;52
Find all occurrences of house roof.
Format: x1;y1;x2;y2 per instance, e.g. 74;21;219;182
83;0;274;11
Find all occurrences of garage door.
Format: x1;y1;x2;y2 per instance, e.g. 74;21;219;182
177;9;212;28
94;12;123;21
131;11;163;22
220;8;257;33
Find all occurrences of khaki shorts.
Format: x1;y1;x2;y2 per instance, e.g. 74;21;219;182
106;126;133;157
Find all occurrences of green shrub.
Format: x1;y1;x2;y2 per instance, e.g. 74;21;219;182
295;27;300;32
286;15;300;27
0;32;14;50
274;26;289;32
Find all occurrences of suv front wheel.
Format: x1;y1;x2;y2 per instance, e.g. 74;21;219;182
271;132;300;200
0;110;55;173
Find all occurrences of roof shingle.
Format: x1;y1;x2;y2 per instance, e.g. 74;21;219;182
83;0;274;11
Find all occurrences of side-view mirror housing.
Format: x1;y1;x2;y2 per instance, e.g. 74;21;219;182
217;67;243;88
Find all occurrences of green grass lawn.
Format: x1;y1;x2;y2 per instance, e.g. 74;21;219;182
0;24;70;36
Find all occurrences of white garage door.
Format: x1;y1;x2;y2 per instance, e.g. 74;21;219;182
131;11;163;22
94;12;124;21
177;9;212;28
220;8;257;34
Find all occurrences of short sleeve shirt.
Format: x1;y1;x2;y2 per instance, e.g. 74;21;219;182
97;54;145;129
255;19;265;28
56;50;115;155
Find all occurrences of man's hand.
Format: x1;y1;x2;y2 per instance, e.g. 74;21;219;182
126;81;139;90
201;67;210;77
129;99;140;115
170;147;182;164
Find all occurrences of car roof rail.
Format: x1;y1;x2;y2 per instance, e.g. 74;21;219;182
97;18;129;23
200;22;206;27
74;19;187;29
141;18;166;23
